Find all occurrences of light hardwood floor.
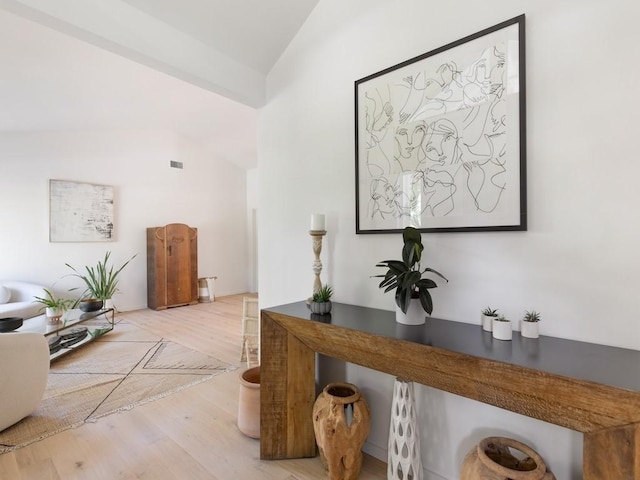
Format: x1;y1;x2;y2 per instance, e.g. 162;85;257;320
0;294;387;479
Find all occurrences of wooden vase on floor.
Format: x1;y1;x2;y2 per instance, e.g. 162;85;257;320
312;382;370;480
461;437;556;480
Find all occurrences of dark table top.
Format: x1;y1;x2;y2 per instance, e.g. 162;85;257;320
263;301;640;394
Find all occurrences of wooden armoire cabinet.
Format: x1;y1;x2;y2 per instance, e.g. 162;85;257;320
146;223;198;310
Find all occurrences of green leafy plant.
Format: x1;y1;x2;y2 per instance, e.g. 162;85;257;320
522;310;541;322
33;288;74;311
312;284;333;303
67;251;136;301
482;306;498;317
374;226;448;315
495;315;509;322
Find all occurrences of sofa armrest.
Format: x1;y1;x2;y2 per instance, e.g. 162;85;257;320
0;281;46;303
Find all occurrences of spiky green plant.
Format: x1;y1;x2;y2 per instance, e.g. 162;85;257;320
33;288;74;311
482;306;498;317
312;284;333;303
522;310;541;322
66;251;136;300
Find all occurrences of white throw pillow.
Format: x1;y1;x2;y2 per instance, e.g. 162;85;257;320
0;285;11;304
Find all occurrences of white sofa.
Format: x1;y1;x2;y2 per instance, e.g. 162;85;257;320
0;331;50;431
0;281;46;320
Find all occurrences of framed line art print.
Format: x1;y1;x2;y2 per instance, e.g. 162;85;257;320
355;15;526;234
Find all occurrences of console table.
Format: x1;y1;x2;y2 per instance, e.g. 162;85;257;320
260;301;640;479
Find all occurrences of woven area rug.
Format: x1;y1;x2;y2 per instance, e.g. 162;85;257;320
0;320;235;454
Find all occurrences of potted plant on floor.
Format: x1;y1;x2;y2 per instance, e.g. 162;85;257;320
308;284;333;315
492;315;513;341
374;226;448;325
33;288;74;323
66;251;136;310
481;306;499;332
521;310;541;339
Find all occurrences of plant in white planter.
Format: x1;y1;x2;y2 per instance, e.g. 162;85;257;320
492;315;512;341
520;310;541;339
308;284;333;315
33;288;74;323
481;306;499;332
374;226;448;325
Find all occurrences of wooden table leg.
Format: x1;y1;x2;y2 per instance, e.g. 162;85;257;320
260;311;316;460
583;423;640;479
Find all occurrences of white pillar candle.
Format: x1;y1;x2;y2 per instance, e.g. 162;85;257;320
310;214;326;231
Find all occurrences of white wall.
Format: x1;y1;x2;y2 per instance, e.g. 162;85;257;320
247;168;259;293
0;129;249;310
258;1;640;478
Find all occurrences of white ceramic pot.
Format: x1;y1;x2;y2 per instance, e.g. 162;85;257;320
45;306;62;318
395;298;425;325
521;321;540;339
45;306;63;325
492;319;512;341
481;314;496;332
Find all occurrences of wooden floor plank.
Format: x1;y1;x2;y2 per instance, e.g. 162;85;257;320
0;294;386;479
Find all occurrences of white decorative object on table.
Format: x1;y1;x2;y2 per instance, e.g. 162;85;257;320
395;298;425;326
492;316;513;341
310;214;326;231
481;306;499;332
520;310;541;339
309;214;327;296
388;378;423;480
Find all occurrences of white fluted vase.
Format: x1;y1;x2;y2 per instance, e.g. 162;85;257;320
388;378;423;480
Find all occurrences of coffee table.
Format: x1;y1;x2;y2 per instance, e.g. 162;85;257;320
17;308;115;361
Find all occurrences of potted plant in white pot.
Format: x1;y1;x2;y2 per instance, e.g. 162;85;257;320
492;315;512;341
520;310;541;339
66;251;136;311
374;226;448;325
308;284;333;315
481;306;499;332
33;288;74;324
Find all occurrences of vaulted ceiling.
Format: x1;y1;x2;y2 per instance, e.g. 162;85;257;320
0;0;320;169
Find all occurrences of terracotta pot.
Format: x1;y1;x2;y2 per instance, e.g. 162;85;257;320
237;366;260;438
313;382;370;480
461;437;556;480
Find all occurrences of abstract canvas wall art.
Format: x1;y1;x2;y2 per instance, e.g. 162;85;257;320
49;179;114;242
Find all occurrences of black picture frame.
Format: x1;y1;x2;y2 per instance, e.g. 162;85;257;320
355;15;526;234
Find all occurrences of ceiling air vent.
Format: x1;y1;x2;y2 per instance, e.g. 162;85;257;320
170;161;183;169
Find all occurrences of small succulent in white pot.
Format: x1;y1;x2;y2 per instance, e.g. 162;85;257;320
492;315;512;341
308;284;333;315
521;310;541;339
481;306;499;332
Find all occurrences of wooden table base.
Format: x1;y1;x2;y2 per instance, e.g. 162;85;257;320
260;302;640;478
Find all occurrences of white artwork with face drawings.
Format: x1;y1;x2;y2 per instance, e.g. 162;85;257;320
356;19;524;232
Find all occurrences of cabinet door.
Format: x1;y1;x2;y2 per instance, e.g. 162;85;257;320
165;223;197;307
